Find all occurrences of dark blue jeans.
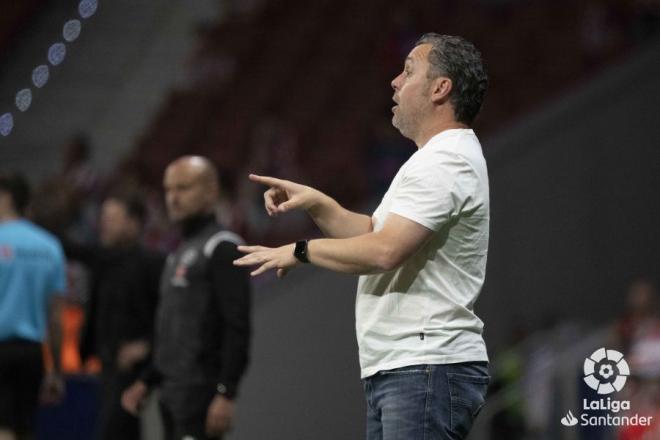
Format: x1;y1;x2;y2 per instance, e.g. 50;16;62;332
362;362;490;440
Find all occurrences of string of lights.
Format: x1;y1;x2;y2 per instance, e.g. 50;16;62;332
0;0;98;137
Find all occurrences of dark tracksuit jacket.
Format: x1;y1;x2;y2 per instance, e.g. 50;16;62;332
146;215;251;421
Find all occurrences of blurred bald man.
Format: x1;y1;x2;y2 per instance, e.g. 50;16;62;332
122;156;251;440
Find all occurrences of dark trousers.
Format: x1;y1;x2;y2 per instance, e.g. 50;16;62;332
0;339;43;435
159;384;221;440
96;365;141;440
363;362;490;440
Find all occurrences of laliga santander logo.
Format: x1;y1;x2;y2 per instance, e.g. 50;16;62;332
561;348;653;428
583;348;630;395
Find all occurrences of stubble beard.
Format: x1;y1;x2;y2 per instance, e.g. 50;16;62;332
392;105;421;142
392;81;433;142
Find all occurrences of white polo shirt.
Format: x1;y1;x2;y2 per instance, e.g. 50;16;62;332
356;128;489;378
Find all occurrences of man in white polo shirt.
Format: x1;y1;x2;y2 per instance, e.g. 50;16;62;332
234;33;490;439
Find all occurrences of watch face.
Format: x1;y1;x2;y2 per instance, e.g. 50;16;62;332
295;240;309;263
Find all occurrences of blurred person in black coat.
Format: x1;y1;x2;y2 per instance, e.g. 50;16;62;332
122;156;251;440
65;192;164;440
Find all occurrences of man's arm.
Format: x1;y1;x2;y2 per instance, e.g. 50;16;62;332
41;241;68;404
122;352;164;415
121;254;166;413
47;295;64;373
41;294;65;404
234;213;433;276
307;214;432;273
210;241;251;398
117;252;165;371
206;240;251;436
307;191;373;239
250;174;372;238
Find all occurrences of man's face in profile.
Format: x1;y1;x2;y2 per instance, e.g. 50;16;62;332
390;43;434;138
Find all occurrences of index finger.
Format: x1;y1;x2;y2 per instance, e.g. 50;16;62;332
249;174;289;188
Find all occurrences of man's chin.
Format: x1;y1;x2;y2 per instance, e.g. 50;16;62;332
391;117;404;134
167;212;184;223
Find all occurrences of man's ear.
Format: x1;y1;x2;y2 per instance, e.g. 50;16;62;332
430;77;452;104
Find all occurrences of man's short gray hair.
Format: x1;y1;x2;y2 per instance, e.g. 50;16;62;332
416;33;488;125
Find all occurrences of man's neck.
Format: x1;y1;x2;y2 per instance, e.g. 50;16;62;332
180;212;215;238
414;120;469;149
102;237;139;250
0;212;19;223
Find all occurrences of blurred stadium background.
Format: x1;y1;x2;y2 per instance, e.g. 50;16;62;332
1;0;659;439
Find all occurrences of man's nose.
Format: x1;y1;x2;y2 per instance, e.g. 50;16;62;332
391;73;401;90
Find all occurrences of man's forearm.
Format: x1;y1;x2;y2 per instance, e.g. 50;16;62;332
306;233;396;275
48;298;63;374
48;334;62;374
308;192;372;239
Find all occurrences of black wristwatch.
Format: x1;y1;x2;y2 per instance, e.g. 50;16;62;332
216;383;228;395
216;382;235;400
294;240;310;263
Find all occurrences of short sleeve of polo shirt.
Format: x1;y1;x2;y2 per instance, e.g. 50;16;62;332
388;151;461;232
